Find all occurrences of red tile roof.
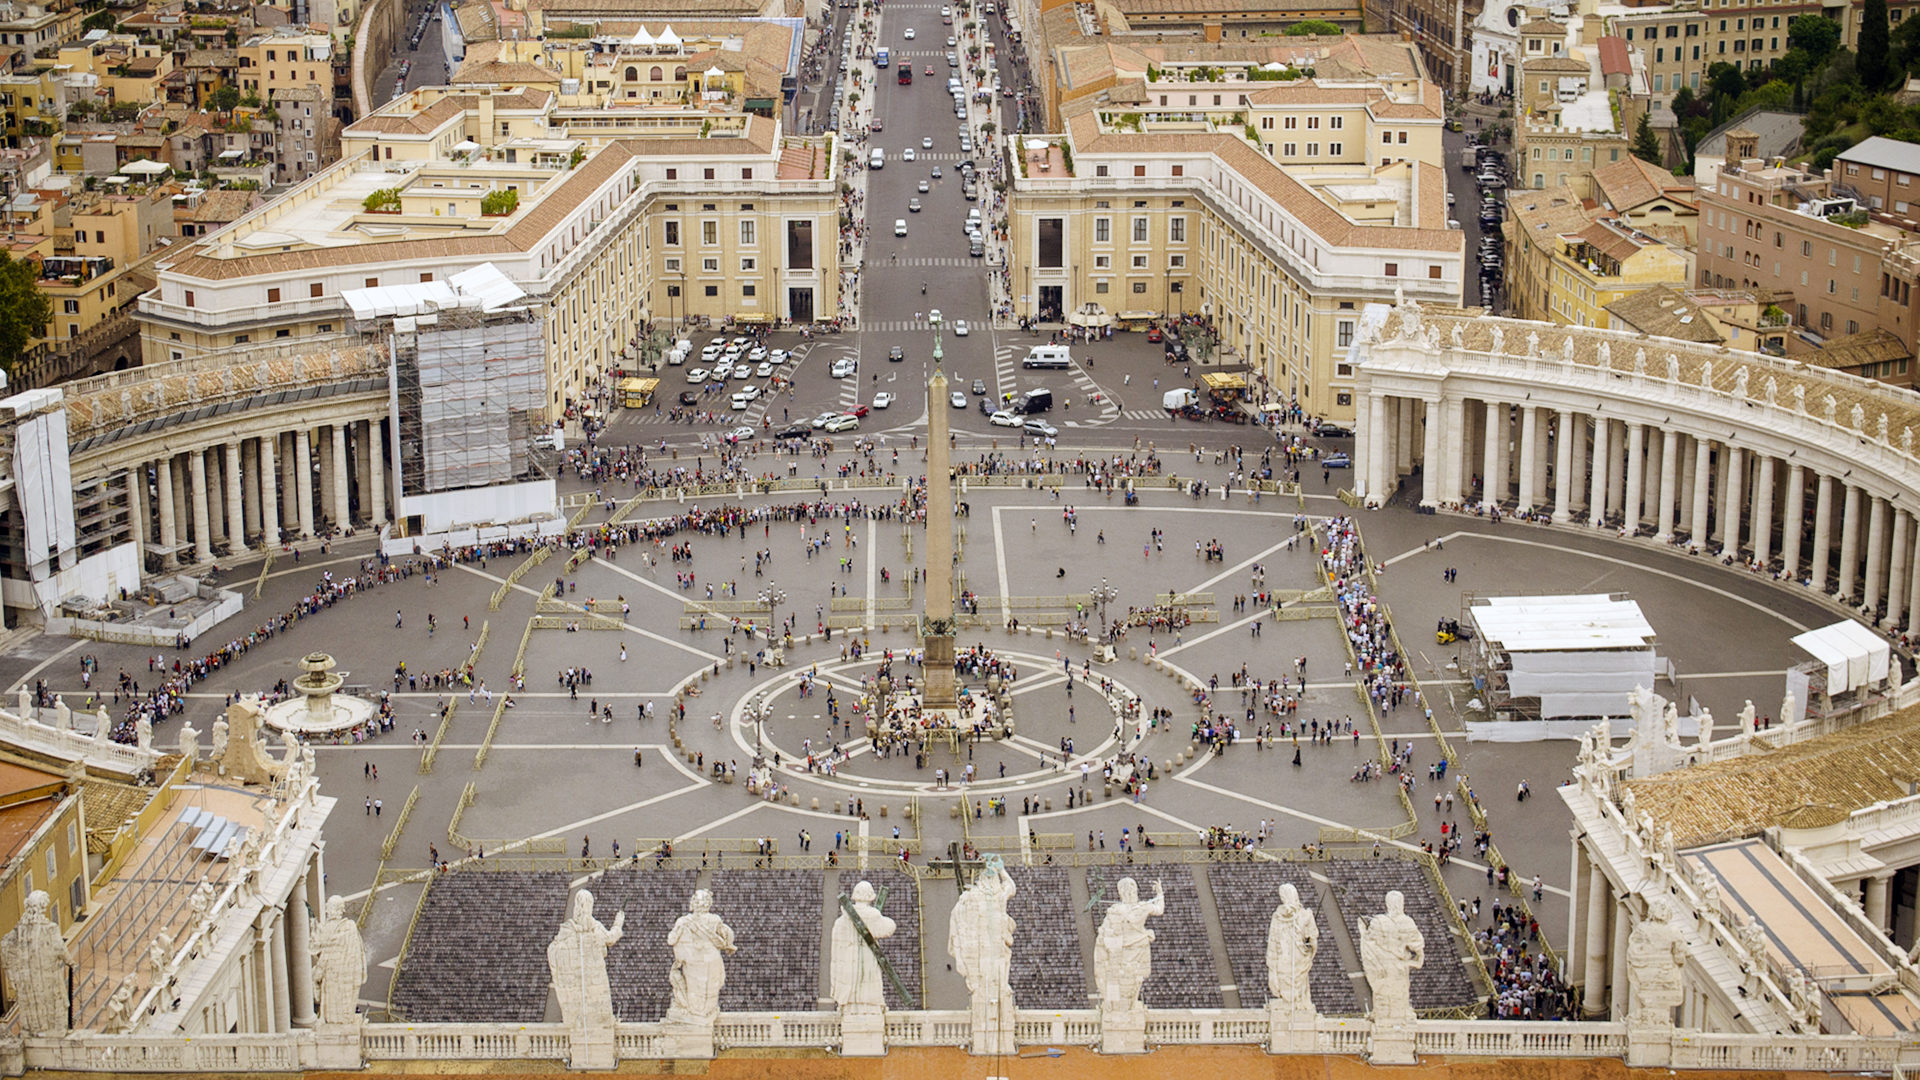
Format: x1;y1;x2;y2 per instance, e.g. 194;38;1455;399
1597;36;1631;77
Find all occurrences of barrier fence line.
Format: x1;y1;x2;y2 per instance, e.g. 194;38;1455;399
252;548;275;601
384;866;438;1020
419;700;456;774
511;616;536;680
380;785;419;861
447;782;476;849
475;694;510;771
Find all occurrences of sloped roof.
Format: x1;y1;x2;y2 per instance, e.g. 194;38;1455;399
1802;327;1911;371
1604;284;1726;344
1590;154;1696;214
1596;36;1630;77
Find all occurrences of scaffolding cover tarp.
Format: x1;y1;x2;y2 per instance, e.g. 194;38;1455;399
1469;594;1656;652
412;315;544;493
1791;621;1890;695
343;263;526;321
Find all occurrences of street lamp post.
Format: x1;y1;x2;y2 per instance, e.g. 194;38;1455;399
1091;576;1119;636
930;310;944;368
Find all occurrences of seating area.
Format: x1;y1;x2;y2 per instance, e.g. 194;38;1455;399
179;806;246;860
1206;863;1360;1015
710;869;825;1011
861;868;923;1009
1006;865;1086;1009
392;871;571;1022
592;867;699;1021
1325;860;1474;1011
1085;866;1221;1008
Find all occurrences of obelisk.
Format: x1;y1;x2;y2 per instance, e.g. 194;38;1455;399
922;370;958;711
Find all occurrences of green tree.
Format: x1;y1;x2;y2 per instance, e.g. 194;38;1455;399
1787;14;1841;63
80;10;117;32
1283;19;1343;35
212;84;240;111
0;254;50;376
1631;112;1662;163
1860;0;1891;88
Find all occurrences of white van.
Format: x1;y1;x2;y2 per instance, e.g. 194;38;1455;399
870;148;884;169
948;77;963;94
1022;344;1072;369
666;346;688;366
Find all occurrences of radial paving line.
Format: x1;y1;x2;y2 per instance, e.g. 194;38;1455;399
452;561;721;663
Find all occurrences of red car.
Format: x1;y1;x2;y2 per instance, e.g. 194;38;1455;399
849;404;871;418
1146;327;1164;342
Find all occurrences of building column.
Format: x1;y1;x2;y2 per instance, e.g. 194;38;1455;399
269;912;292;1033
368;420;387;526
1688;436;1713;551
1865;495;1889;617
206;448;226;546
259;436;280;548
287;877;316;1027
225;442;247;555
1552;409;1576;523
1395;397;1415;476
1366;392;1391;506
1868;873;1894;935
1909;528;1920;639
1608;895;1631;1018
1887;510;1910;631
1481;401;1502;507
294;429;316;539
1838;483;1863;602
241;440;262;544
1628;425;1651;535
1443;396;1467;505
354;421;373;515
155;457;177;569
1420;398;1445;508
1752;454;1776;568
252;923;274;1032
130;461;150;568
1516;406;1539;514
1582;858;1611;1015
331;423;351;530
279;432;299;534
189;449;213;565
1811;474;1835;592
1782;464;1806;580
1588;415;1611;528
1719;446;1745;559
1608;421;1628;520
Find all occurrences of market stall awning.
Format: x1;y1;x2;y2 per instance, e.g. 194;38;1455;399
1200;371;1246;391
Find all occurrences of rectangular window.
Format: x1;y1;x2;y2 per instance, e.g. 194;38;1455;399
1169;254;1185;268
1133;165;1146;177
702;221;717;245
705;285;719;297
666;168;677;180
1131;255;1148;269
309;282;322;297
1096;164;1111;175
267;287;281;303
740;257;757;271
1384;262;1398;277
1285;116;1297;129
740;220;756;245
1429;265;1442;279
1037;217;1064;268
665;257;682;272
1094;255;1111;269
1283;143;1296;156
1330;116;1343;129
1132;218;1148;243
1306;143;1319;156
1337;320;1355;347
1171;164;1182;177
702;257;720;272
1095;281;1109;294
1329;142;1342;156
742;284;756;297
787;220;813;269
665;221;680;245
1169;217;1185;243
1095;217;1110;243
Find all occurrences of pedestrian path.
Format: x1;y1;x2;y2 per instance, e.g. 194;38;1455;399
872;256;981;268
1118;408;1171;421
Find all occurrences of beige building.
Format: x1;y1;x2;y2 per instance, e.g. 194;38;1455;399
236;28;332;99
1589;154;1698;246
1605;6;1706;96
1009;79;1462;422
1503;191;1692;329
138;86;839;417
1603;283;1790;354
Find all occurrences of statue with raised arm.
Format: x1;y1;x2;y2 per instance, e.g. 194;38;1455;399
1359;890;1424;1025
831;880;897;1014
1266;882;1318;1017
312;895;367;1026
1094;877;1164;1013
1626;897;1687;1028
665;889;736;1025
548;889;624;1028
0;890;71;1035
950;855;1017;1050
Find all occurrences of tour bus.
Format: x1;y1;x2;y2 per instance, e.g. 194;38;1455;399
876;46;890;67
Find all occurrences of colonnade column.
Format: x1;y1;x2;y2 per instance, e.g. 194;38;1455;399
252;923;274;1031
1516;406;1539;514
1481;402;1502;507
1718;446;1744;559
1552;409;1575;524
1420;399;1444;508
189;449;212;564
1887;510;1910;631
1607;421;1628;520
330;424;351;530
1752;455;1776;567
294;429;316;539
1624;424;1647;533
1395;398;1414;476
1654;430;1678;541
1443;397;1466;505
1365;393;1390;506
1581;859;1611;1015
269;912;292;1033
1865;495;1890;618
131;462;149;567
1608;894;1630;1018
156;456;177;569
1838;483;1863;602
1782;465;1806;580
1811;475;1835;592
1867;873;1893;935
241;441;261;543
259;436;280;547
1588;415;1611;528
369;420;387;526
1688;437;1713;551
224;442;247;555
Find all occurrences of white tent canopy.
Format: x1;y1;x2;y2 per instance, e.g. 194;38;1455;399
121;158;170;175
1470;594;1656;652
1791;620;1890;695
342;262;526;320
655;25;681;48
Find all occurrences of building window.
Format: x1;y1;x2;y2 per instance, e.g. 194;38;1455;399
1132;218;1148;242
1037;218;1065;268
741;257;757;271
1429;265;1442;279
1169;254;1185;268
740;220;756;245
1134;165;1146;177
267;287;281;303
1260;116;1274;130
1329;142;1342;156
1330;116;1343;129
702;221;718;245
1285;116;1297;129
667;285;681;298
665;257;682;272
1169;217;1185;242
1283;143;1297;156
1382;131;1393;144
1096;164;1110;176
787;220;814;269
61;299;77;314
1337;320;1355;347
743;285;756;297
1132;255;1148;269
309;282;323;297
1094;255;1111;269
1095;217;1110;243
703;258;720;272
1171;164;1182;177
666;168;678;180
704;285;719;297
1385;262;1399;277
666;221;681;245
1306;143;1319;156
1095;281;1110;294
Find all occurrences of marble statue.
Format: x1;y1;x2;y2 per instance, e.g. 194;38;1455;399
949;855;1017;1043
830;880;897;1013
1597;340;1611;370
1266;882;1318;1015
1737;912;1767;960
1666;354;1680;382
1561;336;1575;364
177;723;199;763
1694;707;1713;748
103;973;140;1034
1358;890;1424;1024
211;718;230;764
1879;413;1890;441
1765;376;1779;405
548;890;623;1027
136;713;152;752
1822;394;1838;424
1451;323;1464;349
664;889;736;1025
52;695;70;730
1525;331;1540;358
1659;825;1678;868
1700;359;1713;389
1852;403;1866;431
1738;700;1756;733
147;933;173;982
93;706;110;743
1662;700;1680;745
1700;874;1721;912
1622;787;1638;823
216;697;286;785
1734;366;1749;398
189;876;215;923
1786;966;1813;1023
1782;690;1796;727
1093;877;1164;1013
1792;384;1807;413
313;895;366;1025
0;890;71;1035
1423;325;1441;351
1634;348;1648;376
13;684;26;718
1490;325;1504;353
1905;428;1915;455
1627;897;1687;1027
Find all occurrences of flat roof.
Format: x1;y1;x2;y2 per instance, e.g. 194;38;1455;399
1687;838;1892;987
1469;594;1655;651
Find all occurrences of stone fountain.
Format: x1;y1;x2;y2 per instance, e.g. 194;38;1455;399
262;652;375;737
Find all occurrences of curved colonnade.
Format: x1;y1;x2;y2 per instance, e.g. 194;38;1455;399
1353;303;1920;633
60;345;393;570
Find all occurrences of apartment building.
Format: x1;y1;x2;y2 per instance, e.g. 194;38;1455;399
1008;84;1462;422
236;28;331;98
1604;283;1793;354
1607;4;1706;96
1696;153;1920;352
1503;187;1692;327
1834;136;1920;216
1590;153;1699;245
137;86;840;416
0;758;88;934
1368;0;1477;88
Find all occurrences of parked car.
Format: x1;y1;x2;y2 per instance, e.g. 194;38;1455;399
971;378;987;394
1322;452;1352;468
1024;418;1059;438
989;410;1022;427
889;345;905;361
776;423;813;439
950;390;968;408
678;391;700;405
823;414;861;432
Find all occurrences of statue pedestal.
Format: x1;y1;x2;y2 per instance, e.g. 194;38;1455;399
660;1020;716;1059
969;1003;1016;1057
841;1010;886;1057
922;634;957;710
1099;1004;1146;1054
569;1023;617;1071
1266;1004;1318;1054
1367;1020;1416;1065
1625;1022;1674;1068
309;1024;363;1069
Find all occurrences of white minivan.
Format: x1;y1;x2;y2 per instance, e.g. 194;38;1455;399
870;148;884;169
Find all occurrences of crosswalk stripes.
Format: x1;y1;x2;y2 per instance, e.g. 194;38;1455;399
1119;409;1171;421
863;256;978;268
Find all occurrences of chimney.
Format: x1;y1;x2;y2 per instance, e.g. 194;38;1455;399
477;85;495;145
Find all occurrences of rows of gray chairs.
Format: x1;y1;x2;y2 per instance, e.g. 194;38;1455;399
594;868;700;1020
1205;862;1360;1014
392;871;571;1022
710;869;826;1011
1006;865;1087;1009
1084;866;1222;1008
1324;860;1474;1010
